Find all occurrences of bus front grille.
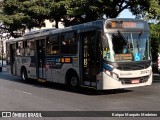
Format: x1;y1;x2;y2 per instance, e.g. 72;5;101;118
120;76;149;84
115;61;151;70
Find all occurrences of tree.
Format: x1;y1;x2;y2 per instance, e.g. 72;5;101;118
0;0;156;37
140;0;160;21
0;0;28;37
150;23;160;62
49;0;67;28
0;0;52;37
63;0;150;26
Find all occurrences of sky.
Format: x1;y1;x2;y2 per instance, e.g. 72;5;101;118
118;9;136;18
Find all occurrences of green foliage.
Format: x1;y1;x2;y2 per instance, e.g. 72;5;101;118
144;0;160;21
49;0;67;28
63;0;150;26
134;0;160;21
150;23;160;37
0;0;51;35
150;23;160;62
0;0;159;37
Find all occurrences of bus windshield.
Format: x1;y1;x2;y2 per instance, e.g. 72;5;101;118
103;32;150;62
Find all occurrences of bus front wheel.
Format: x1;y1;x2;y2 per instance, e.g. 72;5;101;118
21;68;28;81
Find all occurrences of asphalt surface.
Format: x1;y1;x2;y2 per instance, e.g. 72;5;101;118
0;69;160;120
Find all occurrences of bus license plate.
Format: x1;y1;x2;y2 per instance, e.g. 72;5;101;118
131;79;140;84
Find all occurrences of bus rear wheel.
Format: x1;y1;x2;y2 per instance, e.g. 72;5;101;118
67;73;79;90
21;68;28;81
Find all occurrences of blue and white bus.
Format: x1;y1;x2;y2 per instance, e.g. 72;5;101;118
6;18;152;90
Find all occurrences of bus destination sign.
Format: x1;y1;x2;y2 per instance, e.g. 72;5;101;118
106;21;144;29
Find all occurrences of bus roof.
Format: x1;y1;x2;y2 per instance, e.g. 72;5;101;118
6;18;149;43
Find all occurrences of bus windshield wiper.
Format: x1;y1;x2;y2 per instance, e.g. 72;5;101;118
138;31;143;39
117;30;132;52
117;30;129;45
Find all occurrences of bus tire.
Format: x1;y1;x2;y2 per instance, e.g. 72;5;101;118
67;71;79;90
21;68;28;81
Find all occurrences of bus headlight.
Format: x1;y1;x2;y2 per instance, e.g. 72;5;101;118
104;70;119;80
112;73;119;80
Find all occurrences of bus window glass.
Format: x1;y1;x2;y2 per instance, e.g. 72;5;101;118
111;33;129;54
25;40;35;56
61;32;77;55
16;41;24;56
24;41;29;56
106;32;150;62
29;40;35;56
102;34;111;60
132;33;150;60
47;35;59;55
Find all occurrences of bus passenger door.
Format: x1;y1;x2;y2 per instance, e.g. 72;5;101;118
36;39;46;79
80;30;101;88
10;44;16;75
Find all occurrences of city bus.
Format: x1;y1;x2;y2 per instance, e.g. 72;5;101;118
6;18;152;90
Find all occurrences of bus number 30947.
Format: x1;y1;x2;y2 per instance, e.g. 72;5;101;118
140;70;150;74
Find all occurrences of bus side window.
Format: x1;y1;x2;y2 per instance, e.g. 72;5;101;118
47;35;59;55
29;40;35;56
24;40;35;56
61;32;77;55
16;42;20;56
24;41;29;56
16;41;25;56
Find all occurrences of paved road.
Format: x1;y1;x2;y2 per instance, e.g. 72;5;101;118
0;71;160;120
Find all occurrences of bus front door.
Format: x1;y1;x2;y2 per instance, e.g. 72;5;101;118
80;30;101;88
36;39;46;79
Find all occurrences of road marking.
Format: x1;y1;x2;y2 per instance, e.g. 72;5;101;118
15;89;32;95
